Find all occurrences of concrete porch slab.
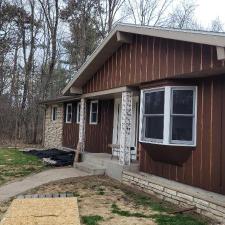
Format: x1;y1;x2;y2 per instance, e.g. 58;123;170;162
82;152;139;181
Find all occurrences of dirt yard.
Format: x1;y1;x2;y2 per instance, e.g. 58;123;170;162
0;176;212;225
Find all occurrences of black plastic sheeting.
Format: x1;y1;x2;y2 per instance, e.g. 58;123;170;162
25;149;75;167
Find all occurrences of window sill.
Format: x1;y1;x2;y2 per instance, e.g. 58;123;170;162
139;140;196;147
89;122;98;125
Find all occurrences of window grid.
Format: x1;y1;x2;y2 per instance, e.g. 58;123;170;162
142;88;165;143
66;104;72;123
140;86;197;147
89;100;98;125
170;87;196;145
52;107;57;121
76;102;81;124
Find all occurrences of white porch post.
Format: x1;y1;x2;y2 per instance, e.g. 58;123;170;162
119;91;133;166
79;98;86;152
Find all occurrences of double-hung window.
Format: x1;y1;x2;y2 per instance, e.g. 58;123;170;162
140;86;197;146
142;88;165;143
66;103;72;123
76;102;81;124
52;106;57;121
90;100;98;124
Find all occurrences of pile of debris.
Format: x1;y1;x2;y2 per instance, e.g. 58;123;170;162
25;149;75;167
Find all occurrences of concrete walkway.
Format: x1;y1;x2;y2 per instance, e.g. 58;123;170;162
0;168;89;203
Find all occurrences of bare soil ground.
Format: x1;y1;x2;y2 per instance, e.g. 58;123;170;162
0;176;212;225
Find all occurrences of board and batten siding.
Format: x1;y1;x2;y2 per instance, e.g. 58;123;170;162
83;35;224;93
85;99;114;154
139;75;225;195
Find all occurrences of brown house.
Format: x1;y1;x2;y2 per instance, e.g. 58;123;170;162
42;24;225;222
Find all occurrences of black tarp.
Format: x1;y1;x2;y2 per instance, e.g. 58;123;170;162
25;149;75;167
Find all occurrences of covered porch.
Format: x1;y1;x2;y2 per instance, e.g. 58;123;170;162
78;86;140;166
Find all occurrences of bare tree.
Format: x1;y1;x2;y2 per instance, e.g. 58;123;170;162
210;17;224;32
19;0;39;110
167;0;198;29
96;0;125;37
124;0;173;26
38;0;59;99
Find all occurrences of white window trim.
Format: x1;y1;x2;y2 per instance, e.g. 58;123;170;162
66;103;72;123
76;102;81;124
51;106;57;121
141;87;165;144
139;86;197;147
89;100;98;125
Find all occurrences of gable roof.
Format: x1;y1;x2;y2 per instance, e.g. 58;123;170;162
62;23;225;95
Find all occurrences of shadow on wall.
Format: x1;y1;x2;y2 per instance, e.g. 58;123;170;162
142;143;193;166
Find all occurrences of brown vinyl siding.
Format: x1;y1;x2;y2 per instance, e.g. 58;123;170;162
62;102;79;148
83;35;223;94
85;99;114;154
139;75;225;195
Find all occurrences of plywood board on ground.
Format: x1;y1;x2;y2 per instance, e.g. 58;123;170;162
0;197;80;225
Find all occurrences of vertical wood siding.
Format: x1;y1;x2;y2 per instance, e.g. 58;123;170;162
83;35;224;94
139;76;225;195
62;102;79;148
85;99;114;154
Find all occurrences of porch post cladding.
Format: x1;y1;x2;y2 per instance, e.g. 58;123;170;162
79;98;86;151
119;91;133;165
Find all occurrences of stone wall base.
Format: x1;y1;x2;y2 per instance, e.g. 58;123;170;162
122;170;225;223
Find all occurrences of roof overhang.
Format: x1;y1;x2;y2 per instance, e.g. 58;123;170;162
63;23;225;95
40;95;81;105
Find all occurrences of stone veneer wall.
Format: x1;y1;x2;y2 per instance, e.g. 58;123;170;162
44;104;63;148
122;171;225;223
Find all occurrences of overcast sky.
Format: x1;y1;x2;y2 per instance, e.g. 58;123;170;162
195;0;225;27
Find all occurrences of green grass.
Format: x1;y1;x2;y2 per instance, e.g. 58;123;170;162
96;187;105;195
152;214;206;225
82;215;104;225
111;203;206;225
111;203;151;218
0;148;46;185
124;190;169;212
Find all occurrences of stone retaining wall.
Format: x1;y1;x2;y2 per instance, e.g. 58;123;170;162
122;170;225;223
44;104;63;148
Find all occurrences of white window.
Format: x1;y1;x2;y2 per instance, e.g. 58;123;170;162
66;103;72;123
140;86;197;146
76;102;81;124
52;106;57;121
89;100;98;124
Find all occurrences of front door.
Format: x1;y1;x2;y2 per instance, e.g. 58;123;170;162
112;96;139;160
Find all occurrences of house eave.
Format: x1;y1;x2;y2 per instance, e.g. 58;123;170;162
62;23;225;95
40;96;81;105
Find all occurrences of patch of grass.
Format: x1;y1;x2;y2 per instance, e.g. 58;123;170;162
82;215;103;225
96;187;105;195
124;190;169;212
111;203;206;225
152;214;206;225
72;192;80;197
0;148;46;185
111;203;151;218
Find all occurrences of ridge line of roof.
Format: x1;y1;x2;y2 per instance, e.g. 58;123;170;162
62;23;225;95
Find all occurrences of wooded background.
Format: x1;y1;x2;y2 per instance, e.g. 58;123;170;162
0;0;223;145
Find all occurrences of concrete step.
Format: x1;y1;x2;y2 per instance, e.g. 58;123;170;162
74;162;105;175
82;154;106;166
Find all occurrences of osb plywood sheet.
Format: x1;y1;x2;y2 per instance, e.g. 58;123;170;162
0;197;80;225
